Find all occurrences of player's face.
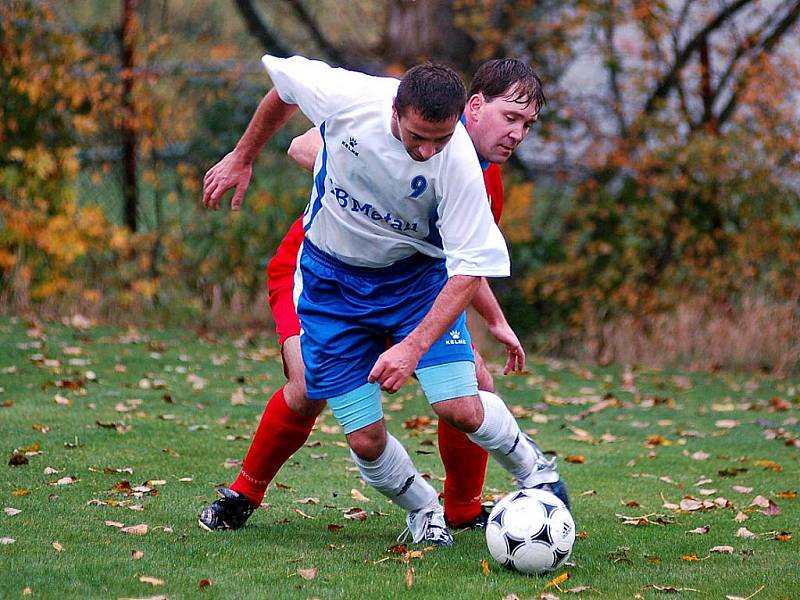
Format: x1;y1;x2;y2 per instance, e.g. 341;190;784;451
392;106;460;162
467;86;539;164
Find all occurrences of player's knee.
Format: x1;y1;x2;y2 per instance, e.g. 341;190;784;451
347;425;387;461
476;364;495;393
433;395;483;433
284;380;321;417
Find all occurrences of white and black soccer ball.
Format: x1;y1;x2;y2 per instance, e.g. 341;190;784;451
485;488;575;575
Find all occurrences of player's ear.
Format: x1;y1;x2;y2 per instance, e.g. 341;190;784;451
467;93;484;119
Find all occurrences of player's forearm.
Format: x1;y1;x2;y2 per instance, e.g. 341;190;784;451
234;89;298;163
471;277;508;328
403;275;481;356
288;127;322;172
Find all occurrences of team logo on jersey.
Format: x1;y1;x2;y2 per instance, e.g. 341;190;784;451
341;136;359;157
445;329;467;345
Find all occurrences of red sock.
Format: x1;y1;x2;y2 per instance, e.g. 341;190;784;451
438;417;489;526
231;387;316;507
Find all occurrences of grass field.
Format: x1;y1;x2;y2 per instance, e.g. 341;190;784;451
1;316;798;599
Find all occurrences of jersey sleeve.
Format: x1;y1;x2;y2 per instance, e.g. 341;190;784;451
436;130;510;278
483;163;504;224
261;55;395;127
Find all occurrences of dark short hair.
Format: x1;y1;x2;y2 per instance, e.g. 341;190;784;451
469;58;546;112
395;63;467;122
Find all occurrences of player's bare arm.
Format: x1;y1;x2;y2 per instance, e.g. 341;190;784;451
471;277;525;373
203;89;298;211
368;275;481;393
287;127;322;172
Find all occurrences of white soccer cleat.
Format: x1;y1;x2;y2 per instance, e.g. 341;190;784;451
397;503;453;546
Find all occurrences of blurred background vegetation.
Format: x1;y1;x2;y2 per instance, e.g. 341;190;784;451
1;0;799;372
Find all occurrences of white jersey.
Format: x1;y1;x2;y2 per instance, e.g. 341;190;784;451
262;54;510;278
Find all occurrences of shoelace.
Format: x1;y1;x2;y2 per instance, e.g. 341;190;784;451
397;509;449;544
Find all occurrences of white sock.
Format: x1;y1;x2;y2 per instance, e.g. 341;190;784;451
467;390;558;486
350;433;438;512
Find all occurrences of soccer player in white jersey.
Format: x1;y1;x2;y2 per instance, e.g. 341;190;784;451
203;56;568;545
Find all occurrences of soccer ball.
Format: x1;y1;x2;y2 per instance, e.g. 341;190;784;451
485;488;575;574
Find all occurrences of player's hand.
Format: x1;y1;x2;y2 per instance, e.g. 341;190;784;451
202;151;253;211
367;343;422;394
488;321;526;374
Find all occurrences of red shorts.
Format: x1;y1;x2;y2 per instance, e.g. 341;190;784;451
267;218;304;345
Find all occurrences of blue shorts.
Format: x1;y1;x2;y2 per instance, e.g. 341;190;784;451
296;240;476;404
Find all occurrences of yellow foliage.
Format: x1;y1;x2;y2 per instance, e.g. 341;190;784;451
132;278;159;300
77;205;109;239
110;227;132;253
502;182;534;243
81;289;101;304
39;214;88;265
31;276;69;300
0;249;17;270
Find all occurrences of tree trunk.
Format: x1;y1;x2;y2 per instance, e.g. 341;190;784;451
121;0;138;232
384;0;474;71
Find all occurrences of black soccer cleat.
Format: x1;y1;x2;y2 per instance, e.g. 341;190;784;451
445;505;492;530
198;487;255;531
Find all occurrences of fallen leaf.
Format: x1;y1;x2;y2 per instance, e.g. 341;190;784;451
8;451;28;466
565;455;586;464
138;575;164;586
565;586;591;593
230;387;247;406
543;572;570;590
121;523;149;535
327;524;344;533
199;578;212;588
687;526;709;535
293;508;315;519
773;532;792;542
679;497;704;511
650;585;699;593
53;394;71;406
732;485;753;494
481;558;490;576
297;567;318;580
405;565;414;589
750;495;770;508
343;508;367;521
350;489;370;502
296;497;319;505
132;550;144;560
710;546;735;554
715;419;740;429
725;585;766;600
734;511;749;523
776;491;797;500
0;537;15;544
691;451;710;461
4;508;21;516
52;541;63;552
105;521;125;528
736;527;756;539
52;476;78;486
680;554;699;561
761;500;781;516
752;460;782;472
402;416;432;430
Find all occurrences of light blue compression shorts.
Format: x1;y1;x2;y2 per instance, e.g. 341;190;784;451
296;240;478;433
